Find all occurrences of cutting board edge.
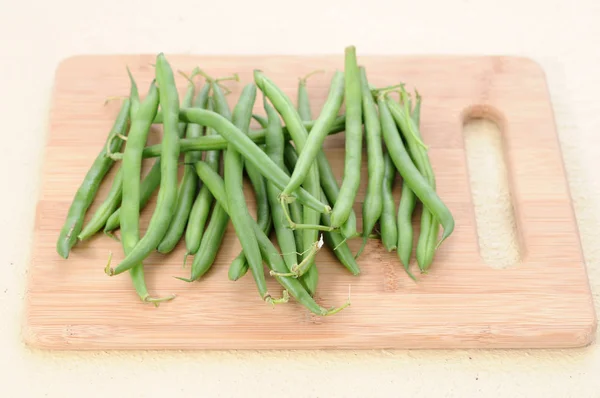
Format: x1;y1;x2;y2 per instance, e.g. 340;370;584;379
25;54;597;351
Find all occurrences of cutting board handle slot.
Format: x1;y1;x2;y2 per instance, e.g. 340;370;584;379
462;106;522;269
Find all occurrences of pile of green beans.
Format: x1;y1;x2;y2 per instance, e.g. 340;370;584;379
57;48;454;315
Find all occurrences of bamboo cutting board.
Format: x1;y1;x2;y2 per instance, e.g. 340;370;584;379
24;54;597;350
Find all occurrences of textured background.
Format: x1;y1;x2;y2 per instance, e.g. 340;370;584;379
2;0;600;396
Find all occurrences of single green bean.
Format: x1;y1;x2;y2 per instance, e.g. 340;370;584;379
397;182;417;278
176;108;330;214
281;71;345;199
77;68;142;241
264;96;298;273
185;98;218;257
251;114;268;128
103;163;161;235
108;53;181;276
330;46;363;230
224;83;273;303
134;116;347;159
381;152;398;252
228;85;272;281
356;66;384;257
184;198;229;282
378;95;454;250
156;81;210;254
186;159;350;316
321;197;361;276
281;146;305;262
56;98;131;258
117;80;174;304
396;96;421;279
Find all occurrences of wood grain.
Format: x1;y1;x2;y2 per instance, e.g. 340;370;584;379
23;54;597;350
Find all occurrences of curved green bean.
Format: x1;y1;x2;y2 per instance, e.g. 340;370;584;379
330;46;363;231
56;98;131;258
356;66;384;257
396;94;422;279
378;95;454;250
251;114;268;128
281;71;344;198
397;182;417;279
103;163;161;235
184;98;218;257
185;199;229;282
225;83;273;303
118;80;174;304
227;84;272;281
264;96;298;273
134;116;347;159
156;81;210;254
78;68;140;241
381;152;398;252
108;53;181;276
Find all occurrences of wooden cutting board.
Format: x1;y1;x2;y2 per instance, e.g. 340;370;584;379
23;54;597;350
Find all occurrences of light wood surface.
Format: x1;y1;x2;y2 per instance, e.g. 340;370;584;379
23;55;597;350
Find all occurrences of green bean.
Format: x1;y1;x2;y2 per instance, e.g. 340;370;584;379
291;69;338;246
133;116;347;159
281;71;344;199
184;98;218;257
253;72;329;284
251;114;268;128
281;145;305;261
381;152;398;252
388;90;441;272
287;189;305;263
264;96;298;273
108;53;181;276
116;80;174;304
180;80;234;282
184;196;229;282
224;83;274;303
188;159;352;315
330;46;363;230
281;143;318;294
56;98;130;258
297;70;324;120
284;143;360;276
78;168;124;241
395;96;421;279
78;69;140;241
156;79;210;254
356;67;384;257
320;197;361;276
397;182;417;278
378;95;454;251
228;87;272;281
103;70;196;236
103;163;161;235
204;82;248;282
176;108;330;214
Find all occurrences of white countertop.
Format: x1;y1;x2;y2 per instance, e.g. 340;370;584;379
2;0;600;396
